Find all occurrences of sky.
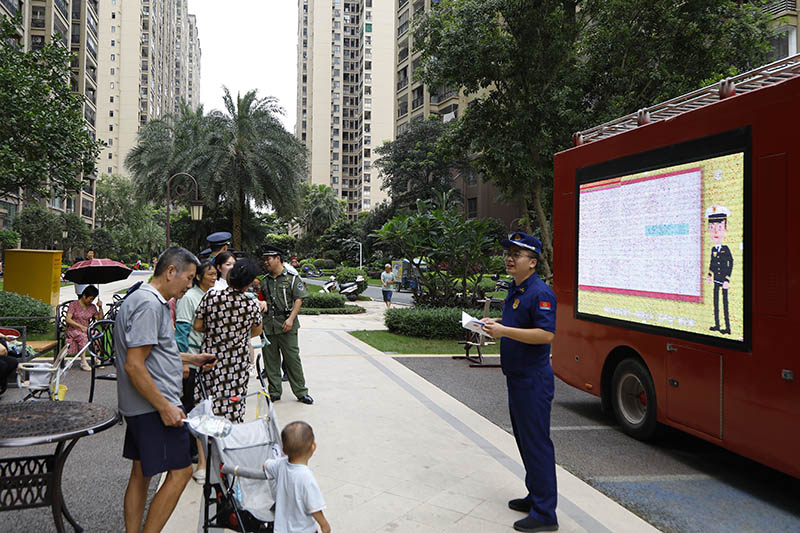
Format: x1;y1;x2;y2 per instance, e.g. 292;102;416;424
188;1;298;132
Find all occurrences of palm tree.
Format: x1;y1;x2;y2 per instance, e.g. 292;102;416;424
125;103;213;205
126;89;306;250
300;183;345;236
202;88;307;249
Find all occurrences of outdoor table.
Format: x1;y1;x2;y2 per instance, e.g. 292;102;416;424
0;401;119;532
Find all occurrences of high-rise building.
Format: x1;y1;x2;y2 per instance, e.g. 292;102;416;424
0;0;98;229
394;0;522;229
767;0;798;59
95;0;201;177
297;0;394;219
187;13;201;109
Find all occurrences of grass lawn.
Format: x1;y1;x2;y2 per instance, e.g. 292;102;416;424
349;329;501;355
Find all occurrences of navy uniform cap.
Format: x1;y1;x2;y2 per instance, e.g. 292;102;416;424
261;244;285;257
199;248;211;257
500;231;542;254
206;231;232;245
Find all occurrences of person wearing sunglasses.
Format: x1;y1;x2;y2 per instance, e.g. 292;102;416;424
482;232;558;532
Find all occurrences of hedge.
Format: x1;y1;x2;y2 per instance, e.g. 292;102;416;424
299;305;366;315
385;306;502;339
303;292;346;309
314;258;336;270
334;266;368;294
0;291;54;333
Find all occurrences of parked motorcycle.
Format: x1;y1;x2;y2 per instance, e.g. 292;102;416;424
322;275;364;301
491;273;511;292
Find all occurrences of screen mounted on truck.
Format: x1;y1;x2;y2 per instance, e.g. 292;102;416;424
575;128;750;347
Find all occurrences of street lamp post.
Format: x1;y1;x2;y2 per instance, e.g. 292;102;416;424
165;172;204;249
357;241;362;269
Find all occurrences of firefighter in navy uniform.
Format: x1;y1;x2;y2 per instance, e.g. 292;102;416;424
482;232;558;532
259;244;313;405
206;231;231;260
705;205;733;335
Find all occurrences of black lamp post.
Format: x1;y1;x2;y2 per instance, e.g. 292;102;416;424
165;172;203;249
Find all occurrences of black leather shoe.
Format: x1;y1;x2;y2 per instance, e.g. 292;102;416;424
282;373;289;382
298;395;314;405
513;516;558;532
709;325;720;331
720;328;731;335
508;498;531;513
270;396;281;402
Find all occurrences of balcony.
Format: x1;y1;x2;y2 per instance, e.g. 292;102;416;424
86;36;97;59
31;16;45;29
54;0;69;22
0;0;19;17
430;87;458;104
412;97;424;110
397;21;409;37
87;15;98;38
397;78;409;91
83;105;96;126
764;0;797;14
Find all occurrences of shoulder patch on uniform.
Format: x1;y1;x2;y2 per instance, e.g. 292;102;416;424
539;301;552;310
296;280;305;291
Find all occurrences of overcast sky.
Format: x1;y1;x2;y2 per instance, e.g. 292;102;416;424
189;0;298;132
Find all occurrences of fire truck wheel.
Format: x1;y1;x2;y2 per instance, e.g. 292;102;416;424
611;358;658;441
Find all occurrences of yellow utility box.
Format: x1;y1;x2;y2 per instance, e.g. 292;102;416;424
4;249;63;306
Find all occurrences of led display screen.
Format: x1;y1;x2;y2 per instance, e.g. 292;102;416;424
576;148;746;345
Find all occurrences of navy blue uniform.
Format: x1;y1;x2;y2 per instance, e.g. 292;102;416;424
501;272;558;525
708;244;733;333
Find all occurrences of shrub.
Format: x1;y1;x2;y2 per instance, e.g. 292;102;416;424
334;266;368;294
299;258;317;268
314;258;336;270
0;291;54;333
384;306;502;339
303;292;346;308
299;305;366;315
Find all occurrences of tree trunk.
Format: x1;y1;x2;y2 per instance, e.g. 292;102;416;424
233;187;244;251
530;179;553;284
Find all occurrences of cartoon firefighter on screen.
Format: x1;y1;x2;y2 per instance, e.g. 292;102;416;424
705;205;733;335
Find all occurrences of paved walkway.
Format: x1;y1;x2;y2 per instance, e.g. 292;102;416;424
164;301;658;532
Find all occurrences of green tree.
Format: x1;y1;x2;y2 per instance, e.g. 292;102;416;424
374;117;467;210
90;227;117;258
414;0;773;281
61;212;91;261
374;202;500;307
0;229;19;264
95;174;136;228
300;183;345;236
0;15;104;199
264;233;296;254
12;204;60;249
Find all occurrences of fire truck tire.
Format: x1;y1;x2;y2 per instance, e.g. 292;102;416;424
611;358;658;441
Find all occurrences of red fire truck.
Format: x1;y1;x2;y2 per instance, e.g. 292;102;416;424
552;55;800;478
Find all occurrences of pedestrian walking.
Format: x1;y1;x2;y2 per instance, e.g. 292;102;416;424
65;285;103;371
260;244;313;404
482;232;558;532
380;263;396;308
114;247;215;533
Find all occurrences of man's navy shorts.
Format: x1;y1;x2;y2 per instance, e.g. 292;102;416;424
123;410;191;477
382;290;393;302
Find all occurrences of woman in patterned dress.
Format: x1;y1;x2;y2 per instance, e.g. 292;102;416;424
65;285;103;371
193;258;263;423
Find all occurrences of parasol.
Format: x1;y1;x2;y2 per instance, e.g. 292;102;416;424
63;258;133;285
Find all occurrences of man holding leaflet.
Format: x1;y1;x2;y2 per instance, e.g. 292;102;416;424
482;232;558;532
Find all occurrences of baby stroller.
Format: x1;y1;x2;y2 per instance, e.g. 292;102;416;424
189;374;282;533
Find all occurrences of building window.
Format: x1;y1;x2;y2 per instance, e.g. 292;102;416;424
111;40;115;46
110;82;114;88
108;167;112;174
108;152;113;159
111;54;115;61
109;110;114;117
110;96;114;102
109;125;113;131
365;23;372;32
81;199;94;218
467;197;478;219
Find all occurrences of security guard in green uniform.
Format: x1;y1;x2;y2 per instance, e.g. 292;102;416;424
260;244;313;404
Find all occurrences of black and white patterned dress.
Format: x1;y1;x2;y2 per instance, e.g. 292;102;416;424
194;287;262;423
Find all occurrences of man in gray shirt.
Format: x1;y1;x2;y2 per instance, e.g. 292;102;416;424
115;247;214;533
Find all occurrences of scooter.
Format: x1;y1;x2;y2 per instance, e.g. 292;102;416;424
322;275;364;301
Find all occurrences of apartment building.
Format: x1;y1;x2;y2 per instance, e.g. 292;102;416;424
0;0;98;229
187;13;201;109
768;0;798;59
394;0;523;229
296;0;394;219
95;0;201;177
